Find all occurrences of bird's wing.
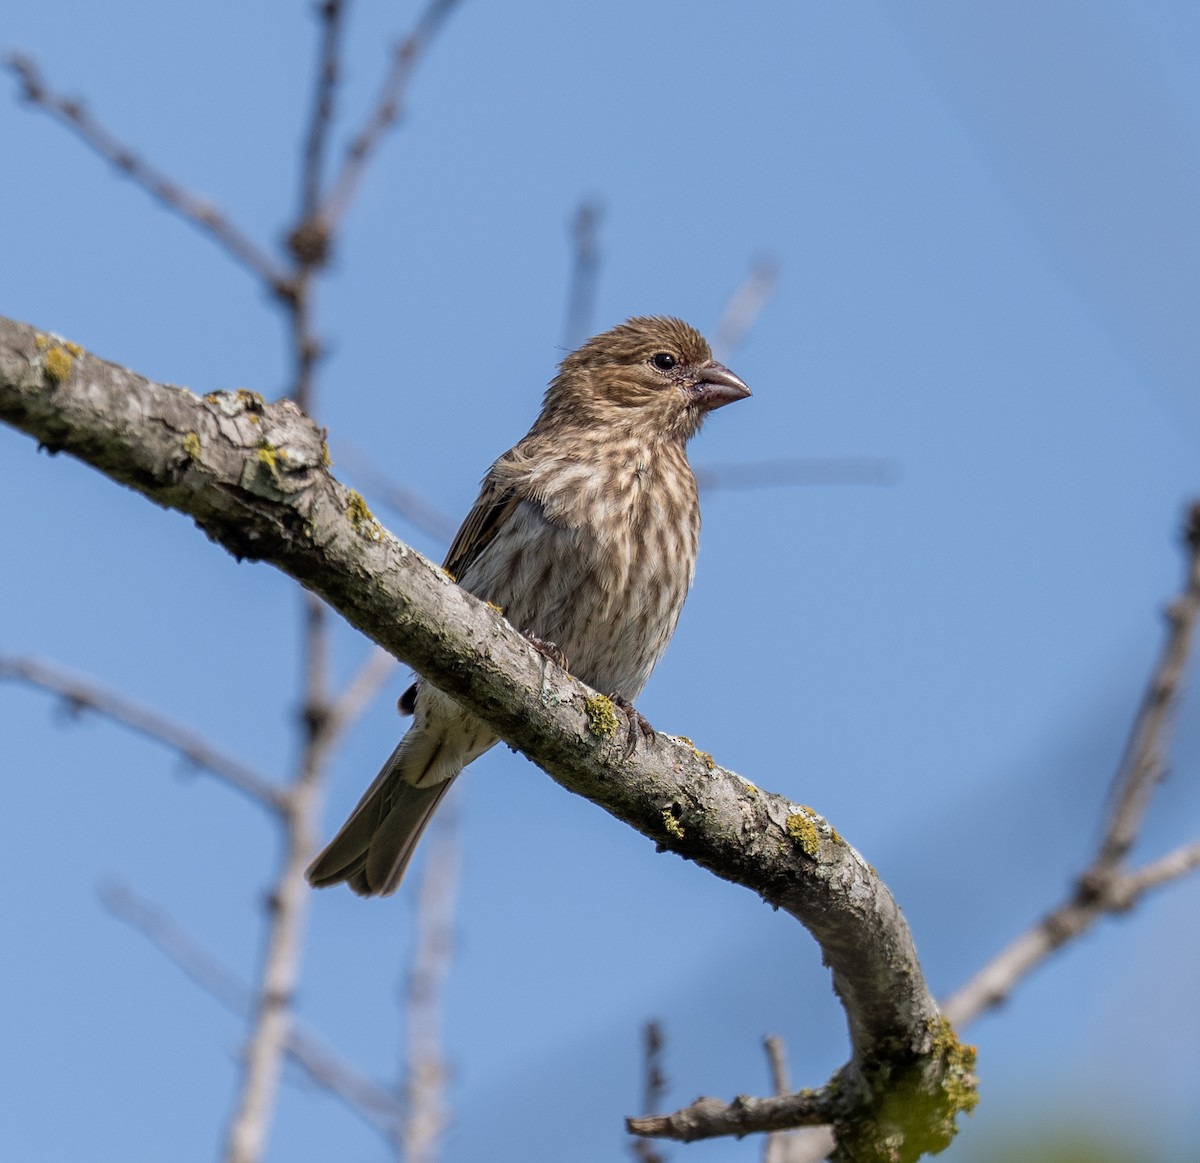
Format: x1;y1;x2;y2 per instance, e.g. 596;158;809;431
397;461;526;715
442;467;524;584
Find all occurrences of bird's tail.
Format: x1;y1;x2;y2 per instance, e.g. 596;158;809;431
307;712;489;896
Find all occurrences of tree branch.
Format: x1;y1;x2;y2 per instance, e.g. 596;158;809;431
0;315;971;1161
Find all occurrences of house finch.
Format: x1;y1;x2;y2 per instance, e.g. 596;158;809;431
307;316;751;896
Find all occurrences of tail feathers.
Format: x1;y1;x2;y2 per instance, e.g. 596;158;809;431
307;709;494;896
359;777;455;895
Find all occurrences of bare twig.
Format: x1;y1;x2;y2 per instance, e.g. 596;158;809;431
101;881;402;1133
4;54;288;294
1093;506;1200;872
711;257;779;364
630;1087;838;1141
563;200;603;350
299;0;349;225
631;1022;668;1163
320;0;463;231
762;1035;794;1163
0;653;285;812
398;795;461;1163
763;1035;791;1097
1119;839;1200;897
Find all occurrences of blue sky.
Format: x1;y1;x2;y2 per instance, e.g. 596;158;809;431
3;3;1199;1161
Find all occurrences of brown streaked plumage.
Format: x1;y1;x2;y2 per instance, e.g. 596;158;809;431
307;316;751;896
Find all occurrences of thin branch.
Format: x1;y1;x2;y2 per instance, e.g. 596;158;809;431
563;199;603;350
303;592;332;737
763;1035;791;1097
398;795;461;1163
711;257;779;364
4;54;288;295
319;0;463;231
100;881;402;1133
0;653;285;812
299;0;349;225
631;1022;668;1163
278;0;350;406
1093;505;1200;872
630;1087;839;1141
1119;839;1200;897
762;1036;795;1163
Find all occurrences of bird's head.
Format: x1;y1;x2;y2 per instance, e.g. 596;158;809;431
542;316;751;442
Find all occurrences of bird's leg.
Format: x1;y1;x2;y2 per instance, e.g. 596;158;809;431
610;693;655;756
523;631;568;671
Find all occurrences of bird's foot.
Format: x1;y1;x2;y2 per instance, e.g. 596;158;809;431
524;632;568;671
611;693;655;756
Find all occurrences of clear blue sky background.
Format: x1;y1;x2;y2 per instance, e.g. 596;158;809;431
3;3;1199;1161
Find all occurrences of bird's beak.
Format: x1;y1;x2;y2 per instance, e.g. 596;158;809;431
689;361;752;411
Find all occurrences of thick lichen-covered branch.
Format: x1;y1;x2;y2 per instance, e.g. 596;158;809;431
0;314;970;1161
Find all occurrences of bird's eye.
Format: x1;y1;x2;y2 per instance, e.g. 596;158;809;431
651;352;677;371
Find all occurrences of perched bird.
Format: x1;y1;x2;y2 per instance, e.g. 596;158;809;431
307;316;751;896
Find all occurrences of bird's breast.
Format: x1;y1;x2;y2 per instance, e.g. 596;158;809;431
464;441;699;697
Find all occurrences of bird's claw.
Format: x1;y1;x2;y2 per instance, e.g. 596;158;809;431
611;693;655;756
524;632;568;671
